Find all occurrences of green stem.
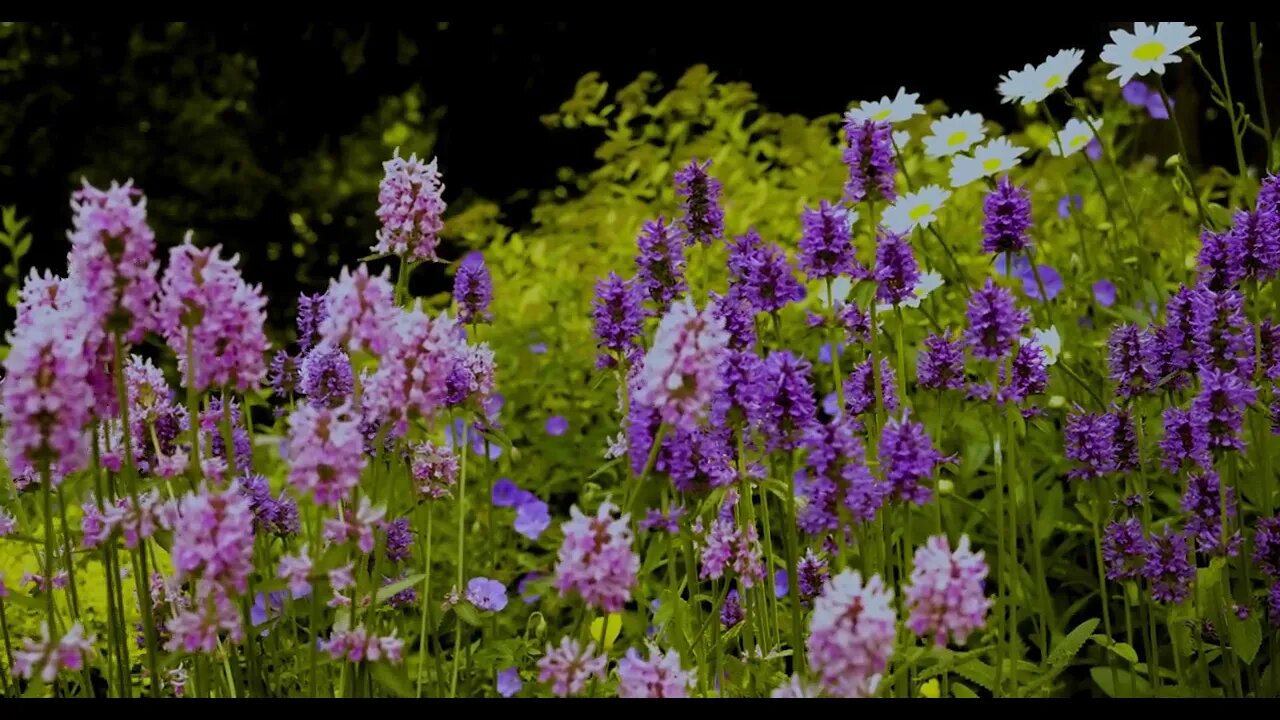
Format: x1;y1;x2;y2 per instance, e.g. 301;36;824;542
1153;75;1210;229
451;414;469;698
1250;23;1275;172
1091;487;1121;696
417;504;434;697
783;452;804;673
826;278;846;416
1216;23;1252;185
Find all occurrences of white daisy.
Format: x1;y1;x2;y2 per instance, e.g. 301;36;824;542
892;130;911;150
922;112;986;158
1025;326;1062;365
876;269;944;314
948;137;1028;188
1100;22;1199;86
1049;117;1103;157
881;185;950;235
998;49;1084;105
846;87;924;124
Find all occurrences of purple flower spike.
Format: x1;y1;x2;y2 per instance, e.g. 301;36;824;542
674;159;724;247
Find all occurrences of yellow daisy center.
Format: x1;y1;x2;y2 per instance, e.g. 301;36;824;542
1070;134;1089;149
1043;73;1062;89
908;203;933;222
946;131;967;146
872;108;892;121
1132;41;1166;62
982;157;1003;173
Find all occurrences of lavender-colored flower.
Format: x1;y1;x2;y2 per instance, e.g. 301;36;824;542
709;288;757;351
981;177;1032;255
268;351;299;397
0;509;15;537
799;200;865;281
492;478;522;507
879;412;945;505
1144;526;1194;604
917;331;966;391
740;237;806;314
1159;406;1210;472
466;577;508;612
1086;137;1103;160
1155;286;1197;389
318;264;398;357
235;474;299;537
1259;320;1280;381
545;415;569;436
726;228;762;285
1102;518;1150;581
1001;338;1048;405
1023;264;1063;301
296;292;327;353
964;279;1030;362
799;417;880;532
1064;408;1117;479
639;506;686;534
905;535;990;647
201;396;253;474
454;252;493;324
807;569;896;698
772;675;824;698
843;119;897;205
382;517;414;563
1108;324;1161;398
297;342;355;408
1231;206;1280;283
798;549;831;601
1253;516;1280;578
873;230;920;306
720;588;745;629
497;667;523;697
699;492;764;588
1058;194;1083;218
713;348;764;426
1181;470;1240;557
1198;228;1245;291
635;216;687;310
617;647;693;698
1191;367;1257;451
318;627;405;665
1;304;96;479
1109;408;1140;473
1191;285;1255;381
409;440;459;499
1093;279;1117;307
12;622;95;684
633;299;730;431
373;149;446;262
674;159;724;247
757;351;819;451
514;497;551;541
553;501;639;612
156;239;270;392
591;272;646;368
844;356;899;418
662;425;736;493
538;637;606;697
67;180;159;342
1269;583;1280;622
363;305;470;425
285;400;366;506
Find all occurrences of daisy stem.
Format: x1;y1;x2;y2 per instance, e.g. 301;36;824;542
629;424;668;518
1215;23;1253;188
1250;22;1275;172
925;225;970;294
1024;250;1057;329
0;597;11;696
1153;75;1210;229
990;364;1007;698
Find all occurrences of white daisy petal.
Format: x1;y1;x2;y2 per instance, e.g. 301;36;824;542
949;137;1026;188
847;87;924;124
881;185;950;235
923;112;986;158
998;49;1084;105
1100;22;1199;86
1049;117;1102;157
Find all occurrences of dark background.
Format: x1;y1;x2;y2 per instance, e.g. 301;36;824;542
1;20;1274;328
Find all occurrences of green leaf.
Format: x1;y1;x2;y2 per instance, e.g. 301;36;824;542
1110;642;1139;665
950;682;979;699
374;573;426;605
454;602;483;627
1090;666;1150;697
1227;613;1262;665
371;663;414;698
1048;618;1099;667
954;660;995;691
1037;482;1063;542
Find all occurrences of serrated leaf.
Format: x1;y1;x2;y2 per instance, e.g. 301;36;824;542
374;572;425;604
1049;618;1099;667
371;663;414;698
954;660;995;691
1227;613;1261;664
951;682;979;698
